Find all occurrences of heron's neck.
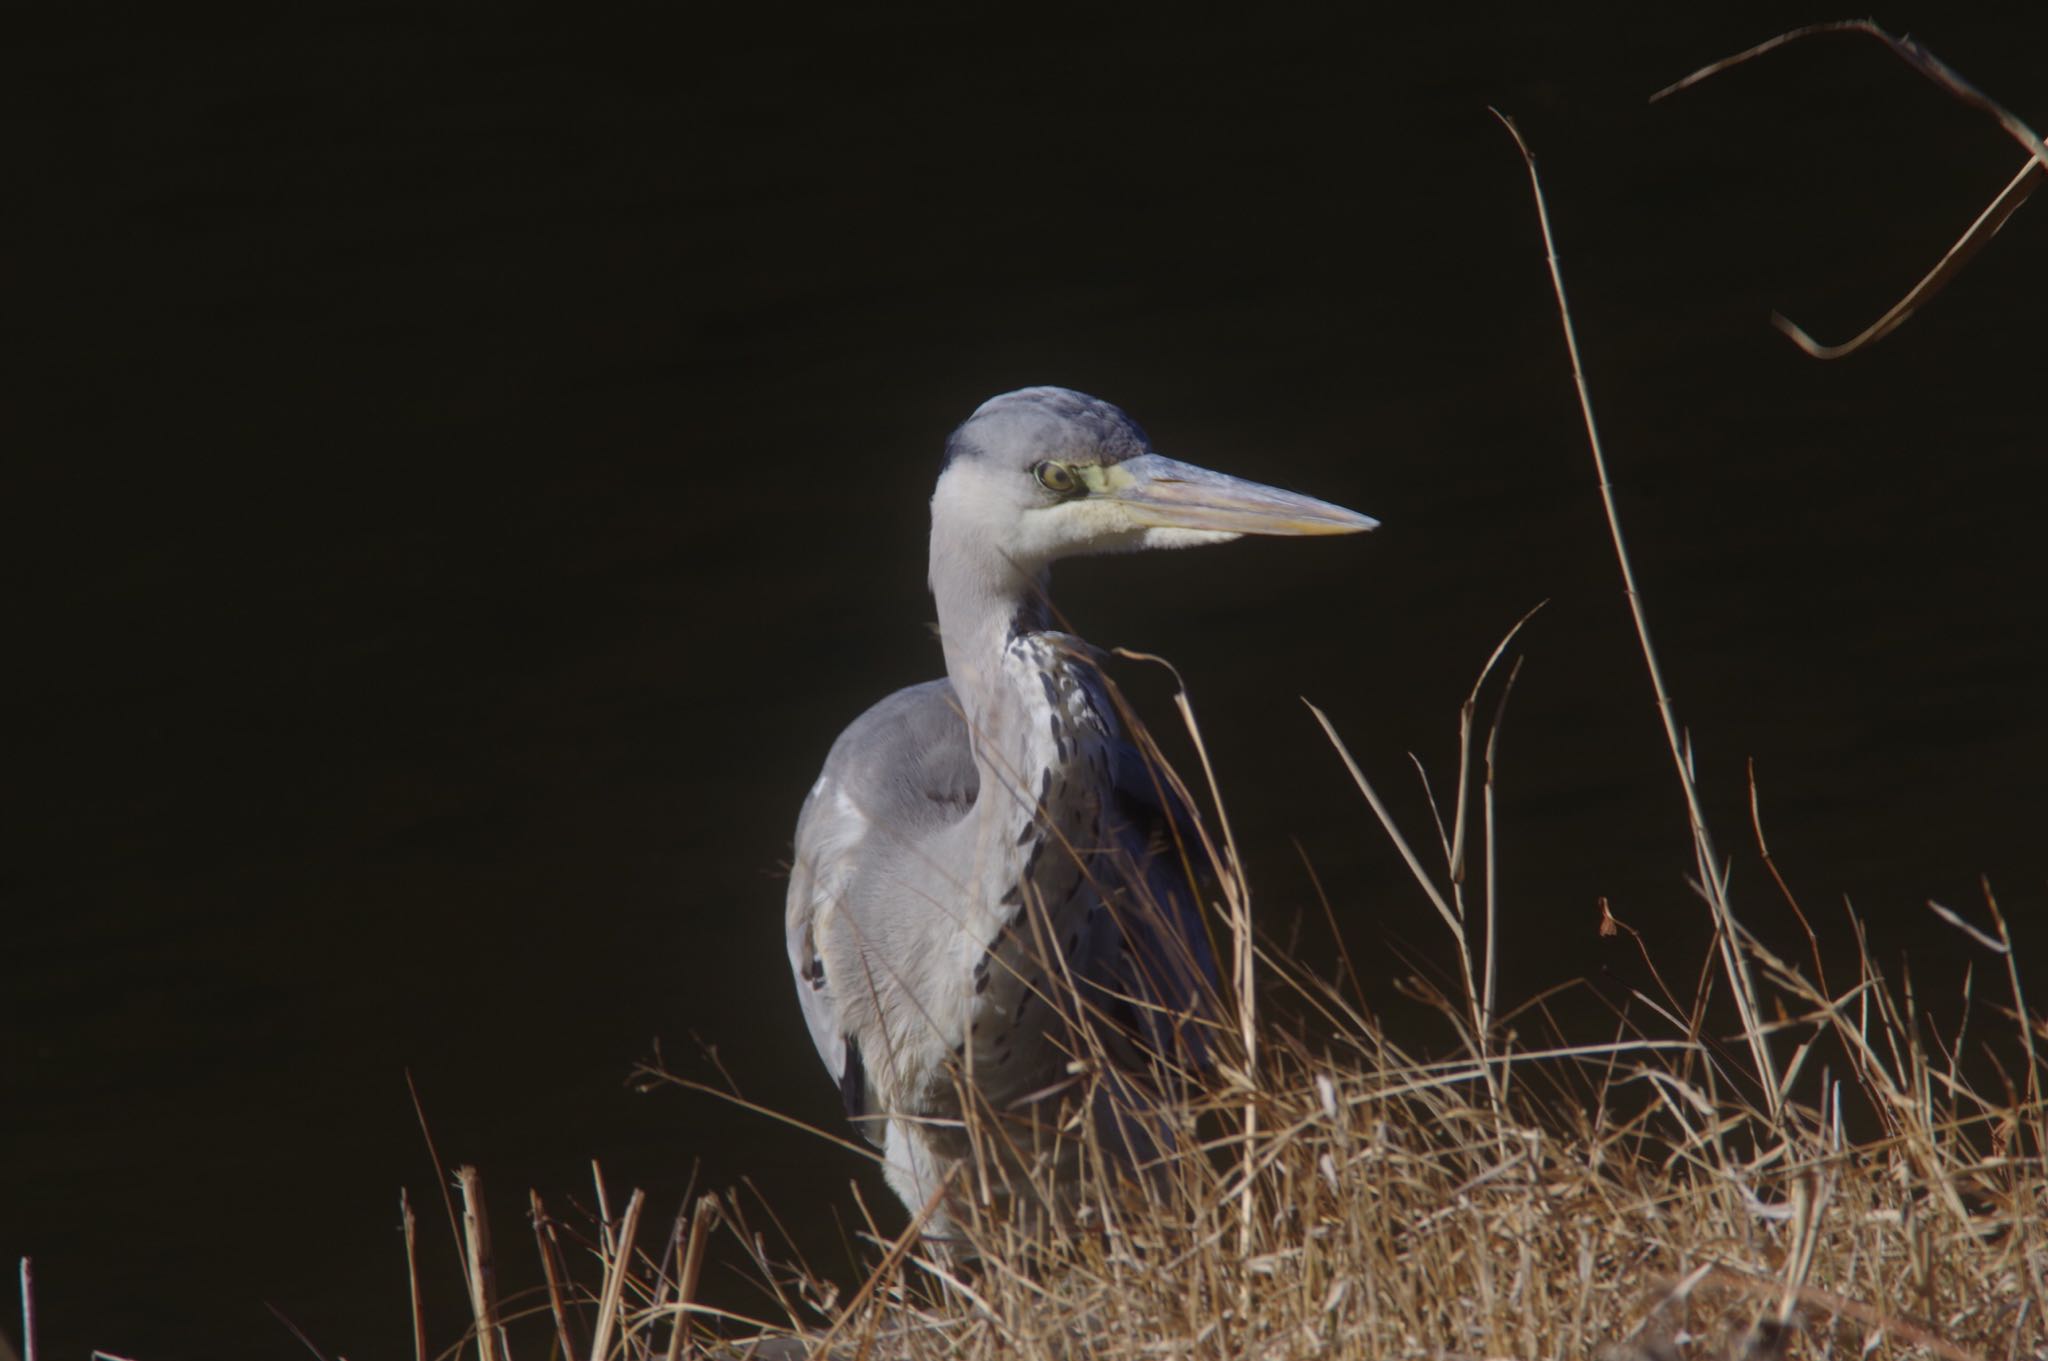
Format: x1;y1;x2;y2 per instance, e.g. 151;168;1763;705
928;527;1056;749
930;535;1118;909
936;581;1046;729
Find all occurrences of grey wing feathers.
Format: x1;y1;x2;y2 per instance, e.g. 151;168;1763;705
785;680;976;1136
786;673;1217;1150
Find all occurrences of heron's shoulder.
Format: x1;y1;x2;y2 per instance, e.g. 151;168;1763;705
799;679;978;839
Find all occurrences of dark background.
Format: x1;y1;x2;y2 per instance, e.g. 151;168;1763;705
7;8;2045;1358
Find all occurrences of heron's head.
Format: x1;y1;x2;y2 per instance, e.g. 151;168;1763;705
932;386;1375;583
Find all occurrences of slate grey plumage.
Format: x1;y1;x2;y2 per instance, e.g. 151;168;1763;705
785;387;1373;1233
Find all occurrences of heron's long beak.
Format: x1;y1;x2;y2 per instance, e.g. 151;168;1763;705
1097;453;1377;536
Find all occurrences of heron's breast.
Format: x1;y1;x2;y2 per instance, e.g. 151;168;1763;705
944;639;1123;1073
998;634;1119;839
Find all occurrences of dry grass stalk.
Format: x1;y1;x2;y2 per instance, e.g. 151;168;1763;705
588;1188;645;1361
532;1190;583;1361
403;1189;426;1361
663;1196;719;1361
1170;682;1262;1278
1494;107;1783;1124
1653;21;2046;359
457;1165;503;1361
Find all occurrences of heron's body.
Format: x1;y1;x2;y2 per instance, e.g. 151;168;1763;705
784;388;1372;1232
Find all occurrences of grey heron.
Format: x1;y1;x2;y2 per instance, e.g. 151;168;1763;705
785;387;1374;1234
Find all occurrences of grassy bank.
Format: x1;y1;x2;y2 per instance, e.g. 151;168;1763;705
413;648;2044;1360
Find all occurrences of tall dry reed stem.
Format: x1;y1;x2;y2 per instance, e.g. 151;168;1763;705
1493;108;1781;1124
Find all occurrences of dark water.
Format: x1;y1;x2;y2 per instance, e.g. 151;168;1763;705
7;10;2045;1358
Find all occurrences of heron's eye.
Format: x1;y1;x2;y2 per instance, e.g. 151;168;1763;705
1033;461;1080;496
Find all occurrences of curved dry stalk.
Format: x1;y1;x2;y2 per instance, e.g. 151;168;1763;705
1450;599;1544;891
1653;21;2047;170
1771;156;2039;359
1654;20;2045;359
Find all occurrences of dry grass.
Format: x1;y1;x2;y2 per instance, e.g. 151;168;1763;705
419;675;2045;1361
423;723;2046;1361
